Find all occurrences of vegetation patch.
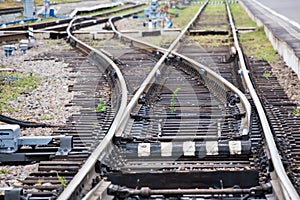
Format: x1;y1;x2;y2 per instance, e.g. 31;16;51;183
95;98;106;112
262;70;272;78
168;4;201;29
292;107;300;117
239;27;279;62
0;168;8;174
191;35;230;48
56;172;67;188
0;71;40;113
230;4;279;62
229;3;256;28
199;3;228;30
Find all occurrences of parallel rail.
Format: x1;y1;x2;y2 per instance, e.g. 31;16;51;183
111;1;251;138
59;1;253;198
1;0;297;199
0;3;145;43
57;17;128;200
225;1;300;199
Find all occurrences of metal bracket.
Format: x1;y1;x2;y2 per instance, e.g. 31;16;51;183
56;136;73;156
5;188;22;200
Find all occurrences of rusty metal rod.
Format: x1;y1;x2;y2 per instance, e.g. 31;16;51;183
127;186;260;196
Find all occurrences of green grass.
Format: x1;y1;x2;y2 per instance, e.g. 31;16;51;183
38;115;54;121
169;4;202;29
239;27;279;62
199;3;228;30
56;172;67;188
191;35;230;48
230;3;256;28
292;108;300;117
0;168;8;174
262;70;272;78
95;98;106;112
170;88;181;113
0;72;40;113
230;4;279;62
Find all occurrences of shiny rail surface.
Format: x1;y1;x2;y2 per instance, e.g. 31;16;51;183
111;1;251;138
1;0;296;199
59;1;253;198
57;17;128;200
0;3;145;43
225;1;300;199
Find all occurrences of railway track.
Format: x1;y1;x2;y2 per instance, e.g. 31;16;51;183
1;0;300;199
0;7;23;15
0;40;123;199
248;59;300;194
103;1;266;199
0;3;144;43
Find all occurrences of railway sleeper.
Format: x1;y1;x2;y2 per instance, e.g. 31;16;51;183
106;170;261;191
107;183;271;199
119;140;251;159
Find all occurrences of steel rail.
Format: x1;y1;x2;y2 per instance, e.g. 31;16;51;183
171;52;251;135
0;4;144;31
225;1;300;199
60;1;251;198
57;17;128;200
111;1;209;135
111;0;250;137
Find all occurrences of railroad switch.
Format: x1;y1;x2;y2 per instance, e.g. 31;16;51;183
0;124;73;162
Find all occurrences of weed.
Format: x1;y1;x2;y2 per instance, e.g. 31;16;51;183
192;35;230;48
0;168;8;174
56;172;67;188
0;72;40;113
96;98;107;112
229;3;257;28
169;4;201;29
230;3;279;63
292;108;300;117
38;115;54;121
263;71;272;78
170;88;181;113
34;179;43;186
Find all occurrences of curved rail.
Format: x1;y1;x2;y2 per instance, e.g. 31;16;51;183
57;17;128;200
59;1;255;198
225;1;300;199
111;0;251;137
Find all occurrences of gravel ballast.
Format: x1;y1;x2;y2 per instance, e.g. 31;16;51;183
0;38;80;188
